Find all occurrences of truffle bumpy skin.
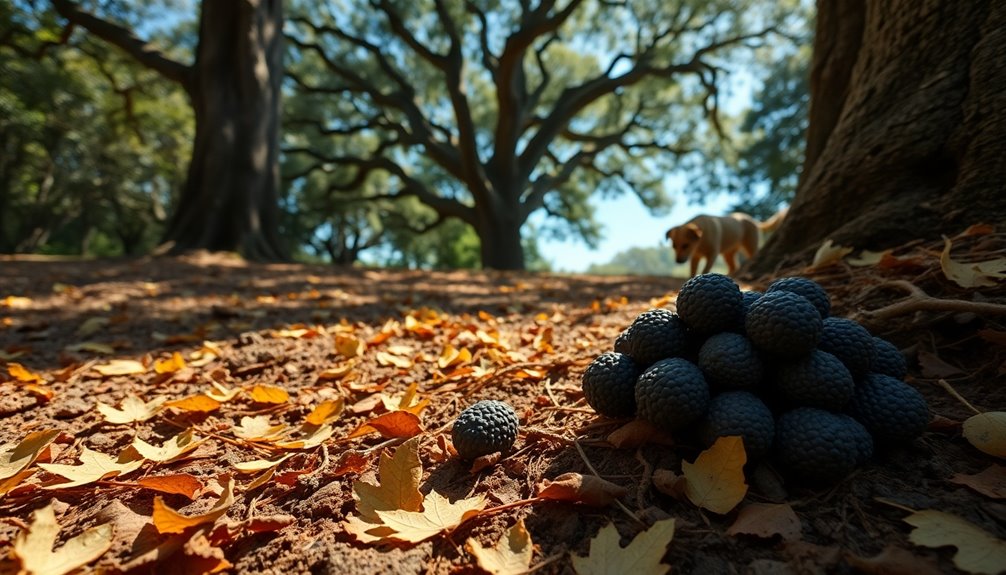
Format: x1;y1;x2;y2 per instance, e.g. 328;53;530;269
614;308;690;366
818;317;876;378
581;352;640;418
744;290;823;358
451;400;520;460
870;337;908;379
697;332;764;391
848;373;930;444
675;273;745;335
774;407;865;482
635;358;710;432
775;349;855;411
766;277;831;319
697;391;775;460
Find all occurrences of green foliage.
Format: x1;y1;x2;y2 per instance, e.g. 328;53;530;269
584;245;731;277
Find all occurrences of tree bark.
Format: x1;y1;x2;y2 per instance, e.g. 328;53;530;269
160;0;287;260
476;192;525;270
751;0;1006;274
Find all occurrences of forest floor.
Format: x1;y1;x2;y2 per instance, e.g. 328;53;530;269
0;231;1004;575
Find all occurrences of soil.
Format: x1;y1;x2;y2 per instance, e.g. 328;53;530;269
0;244;1004;575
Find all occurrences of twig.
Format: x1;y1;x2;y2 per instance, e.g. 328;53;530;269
574;440;645;527
635;449;653;511
874;497;917;514
935;379;982;415
854;280;1006;323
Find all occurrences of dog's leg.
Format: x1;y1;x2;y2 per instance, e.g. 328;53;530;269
701;254;716;274
723;250;738;275
689;257;700;278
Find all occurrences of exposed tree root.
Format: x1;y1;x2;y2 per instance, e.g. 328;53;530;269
853;280;1006;327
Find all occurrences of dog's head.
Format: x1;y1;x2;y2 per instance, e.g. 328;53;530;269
666;223;702;264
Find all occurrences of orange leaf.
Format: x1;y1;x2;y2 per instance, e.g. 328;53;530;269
537;472;627;507
7;362;44;384
349;411;423;439
166;394;222;413
154;352;187;374
153;477;234;534
317;360;355;381
248;384;289;404
306;399;344;426
137;474;203;499
335;334;365;358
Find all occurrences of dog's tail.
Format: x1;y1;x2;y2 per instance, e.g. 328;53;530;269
757;206;789;232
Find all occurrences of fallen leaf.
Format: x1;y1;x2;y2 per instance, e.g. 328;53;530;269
66;341;116;355
335;334;365;358
96;395;167;424
232;415;289;442
75;316;110;338
651;468;686;500
918;350;964;379
154;352;187;374
93;359;147;376
353;436;423;522
174;533;231;574
904;509;1006;574
248;384;289;404
206;380;241;402
40;446;143;488
681;435;748;514
165;394;221;412
950;465;1006;499
963;412;1006;458
940;236;1006;288
131;429;204;463
306;399;344;426
571;518;676;575
273;424;334;449
846;249;889;267
348;410;424;439
809;239;853;270
232;454;294;474
375;491;486;543
153;476;235;534
726;503;802;541
845;545;944;575
8;362;44;384
537;472;628;506
607;419;674;449
317;361;356;381
438;345;473;369
1;429;60;482
137;473;204;499
13;502;113;575
466;518;534;575
376;350;413;369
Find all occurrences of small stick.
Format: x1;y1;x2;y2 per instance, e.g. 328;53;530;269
935;379;982;415
574;440;645;528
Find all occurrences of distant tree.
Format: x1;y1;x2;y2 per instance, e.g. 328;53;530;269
286;0;795;270
585;245;681;276
752;0;1006;272
50;0;288;260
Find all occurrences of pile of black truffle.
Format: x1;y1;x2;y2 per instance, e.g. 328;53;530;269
581;273;930;482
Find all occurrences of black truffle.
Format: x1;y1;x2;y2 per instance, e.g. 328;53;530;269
635;358;710;432
452;400;520;460
676;273;745;335
581;352;640;418
614;308;690;365
819;317;876;378
697;332;764;391
775;349;855;410
848;373;929;444
745;290;823;358
766;277;831;319
697;391;775;459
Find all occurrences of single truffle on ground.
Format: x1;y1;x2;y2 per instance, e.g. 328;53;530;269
697;391;775;459
676;273;745;335
766;277;831;319
581;352;640;418
869;337;908;379
774;407;865;482
848;373;929;444
745;290;823;358
697;332;764;391
775;349;855;411
635;358;710;432
451;400;520;460
614;308;690;365
818;317;876;378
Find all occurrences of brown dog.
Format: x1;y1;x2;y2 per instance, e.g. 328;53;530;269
665;209;787;277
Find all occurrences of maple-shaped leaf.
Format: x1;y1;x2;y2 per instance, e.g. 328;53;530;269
681;435;748;514
96;395;167;424
248;384;289;404
131;429;204;463
13;502;113;575
353;436;423;522
949;464;1006;500
962;412;1006;458
375;491;486;543
940;236;1006;288
232;415;289;442
93;359;147;377
466;518;533;575
571;518;676;575
153;476;235;534
39;446;143;488
904;509;1006;574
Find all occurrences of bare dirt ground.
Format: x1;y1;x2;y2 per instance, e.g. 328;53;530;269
0;238;1004;575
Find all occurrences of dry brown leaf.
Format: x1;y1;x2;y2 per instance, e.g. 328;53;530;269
940;236;1006;288
331;450;371;476
165;394;222;412
917;350;964;379
537;472;628;506
438;345;473;369
93;359;147;376
154;352;187;374
39;446;143;488
466;518;534;575
681;435;748;514
248;384;290;404
949;465;1006;499
206;381;241;402
571;518;676;575
348;410;424;439
845;545;944;575
607;419;674;449
375;491;486;543
353;436;423;522
335;333;365;358
153;476;235;534
904;509;1006;574
651;468;686;500
1;429;60;482
13;502;113;575
96;395;167;424
846;249;889;267
962;412;1006;458
131;429;204;463
726;503;802;541
137;473;204;499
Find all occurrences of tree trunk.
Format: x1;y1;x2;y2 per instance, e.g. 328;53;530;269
159;0;287;260
751;0;1006;274
477;195;525;270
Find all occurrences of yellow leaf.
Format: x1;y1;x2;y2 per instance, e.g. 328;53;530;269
335;334;365;358
376;491;486;543
39;446;143;489
232;415;289;442
466;518;533;575
8;362;44;384
75;316;110;338
96;395;166;424
1;468;37;497
306;399;344;426
1;295;32;308
376;350;413;368
13;502;112;575
317;360;355;381
941;236;1006;288
131;429;203;463
0;429;60;481
248;384;289;404
154;352;187;374
571;518;676;575
905;509;1006;574
273;424;334;449
809;239;854;270
93;359;146;376
681;435;748;514
353;436;423;522
232;454;294;474
963;412;1006;458
206;381;241;402
153;476;235;534
165;394;221;412
438;345;472;369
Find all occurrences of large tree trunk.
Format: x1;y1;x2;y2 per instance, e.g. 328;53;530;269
160;0;287;260
477;194;525;270
751;0;1006;274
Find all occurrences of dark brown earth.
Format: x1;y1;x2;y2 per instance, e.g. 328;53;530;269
0;240;1004;575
